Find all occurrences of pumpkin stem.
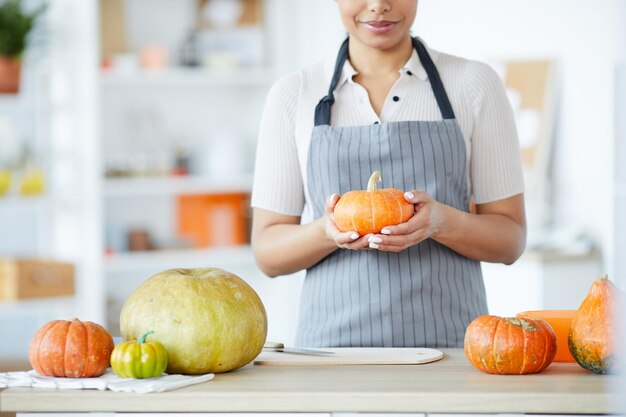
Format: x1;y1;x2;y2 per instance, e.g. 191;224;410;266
367;170;382;192
598;274;608;281
504;317;537;331
138;330;155;344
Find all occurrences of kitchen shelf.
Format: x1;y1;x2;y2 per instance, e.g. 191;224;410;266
0;195;51;211
104;174;253;197
100;66;277;87
104;245;255;273
0;94;36;114
0;296;75;311
0;94;21;106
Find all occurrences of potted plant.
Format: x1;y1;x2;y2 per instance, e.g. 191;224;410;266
0;0;45;94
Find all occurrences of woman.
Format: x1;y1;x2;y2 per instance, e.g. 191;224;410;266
250;0;526;348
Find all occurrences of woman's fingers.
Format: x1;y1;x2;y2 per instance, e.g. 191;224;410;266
368;190;440;252
325;219;371;250
404;190;430;205
342;234;373;250
324;193;340;214
335;230;360;245
368;231;425;252
380;207;428;236
324;194;365;249
331;228;373;250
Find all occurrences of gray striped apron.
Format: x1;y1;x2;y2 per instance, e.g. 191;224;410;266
295;38;488;348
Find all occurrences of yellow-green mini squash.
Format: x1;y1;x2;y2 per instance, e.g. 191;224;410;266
110;330;168;379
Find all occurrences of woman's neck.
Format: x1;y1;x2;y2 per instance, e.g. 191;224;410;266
348;36;414;77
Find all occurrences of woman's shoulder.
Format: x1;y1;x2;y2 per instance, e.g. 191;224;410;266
434;48;506;92
268;62;327;98
266;70;302;103
265;62;328;118
435;48;500;78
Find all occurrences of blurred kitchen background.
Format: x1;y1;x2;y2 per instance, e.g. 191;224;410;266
0;0;625;364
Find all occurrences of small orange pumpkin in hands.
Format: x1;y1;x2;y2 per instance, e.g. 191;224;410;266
29;318;114;378
464;315;557;375
569;274;620;374
333;170;414;235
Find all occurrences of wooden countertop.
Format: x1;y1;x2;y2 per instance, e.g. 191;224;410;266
0;349;618;414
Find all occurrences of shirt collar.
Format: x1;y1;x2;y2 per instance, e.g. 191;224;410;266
324;37;440;90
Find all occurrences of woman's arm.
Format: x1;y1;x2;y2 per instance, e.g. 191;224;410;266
251;209;333;277
367;192;526;265
439;194;526;264
251;195;373;277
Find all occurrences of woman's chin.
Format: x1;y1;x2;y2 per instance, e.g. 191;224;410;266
352;32;410;51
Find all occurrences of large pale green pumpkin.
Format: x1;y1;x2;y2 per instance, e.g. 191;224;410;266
120;267;267;374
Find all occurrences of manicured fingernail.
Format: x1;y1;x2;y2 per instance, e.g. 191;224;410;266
368;236;382;243
381;228;391;235
328;194;338;203
404;192;414;200
369;243;380;249
350;232;359;240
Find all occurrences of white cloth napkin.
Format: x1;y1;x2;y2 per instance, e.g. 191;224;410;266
0;369;214;393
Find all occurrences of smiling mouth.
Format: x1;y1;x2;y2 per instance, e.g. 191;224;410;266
360;20;399;34
362;20;398;27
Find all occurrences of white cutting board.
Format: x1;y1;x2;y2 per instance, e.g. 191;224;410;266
253;347;444;366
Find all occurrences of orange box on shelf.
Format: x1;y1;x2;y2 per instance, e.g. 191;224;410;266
516;310;577;363
177;193;249;248
0;259;75;301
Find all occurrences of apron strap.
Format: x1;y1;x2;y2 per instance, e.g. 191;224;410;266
314;37;350;126
314;37;455;126
412;37;456;120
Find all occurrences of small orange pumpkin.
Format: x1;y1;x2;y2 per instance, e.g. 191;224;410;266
333;170;414;235
568;274;620;374
464;315;557;375
28;318;114;378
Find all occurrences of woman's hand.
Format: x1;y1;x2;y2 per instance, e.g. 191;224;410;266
324;193;372;250
367;191;444;252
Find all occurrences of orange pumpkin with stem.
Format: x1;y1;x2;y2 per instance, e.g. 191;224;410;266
464;315;557;375
568;274;620;374
28;318;114;378
333;170;414;235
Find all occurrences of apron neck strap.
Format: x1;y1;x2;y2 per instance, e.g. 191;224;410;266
412;37;456;120
314;37;455;126
314;37;350;126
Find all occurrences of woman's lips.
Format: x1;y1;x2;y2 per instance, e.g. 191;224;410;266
361;20;397;34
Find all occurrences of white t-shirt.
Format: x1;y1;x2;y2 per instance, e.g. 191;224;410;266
251;42;525;223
